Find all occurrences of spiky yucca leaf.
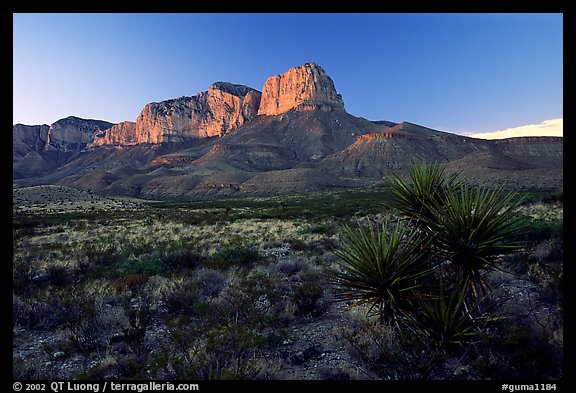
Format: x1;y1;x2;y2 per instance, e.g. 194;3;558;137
426;183;526;297
330;219;433;325
386;161;458;224
403;278;489;348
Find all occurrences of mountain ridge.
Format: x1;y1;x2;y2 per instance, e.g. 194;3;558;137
13;62;563;199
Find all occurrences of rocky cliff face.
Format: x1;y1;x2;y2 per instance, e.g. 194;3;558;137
84;63;343;146
132;82;261;144
13;124;50;161
45;116;114;152
257;62;344;116
14;117;113;158
91;121;138;147
13;117;114;179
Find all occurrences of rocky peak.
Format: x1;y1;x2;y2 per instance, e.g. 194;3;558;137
130;83;262;144
209;81;255;97
257;62;344;116
46;116;114;152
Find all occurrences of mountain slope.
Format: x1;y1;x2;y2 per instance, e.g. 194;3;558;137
319;122;563;189
13;62;563;198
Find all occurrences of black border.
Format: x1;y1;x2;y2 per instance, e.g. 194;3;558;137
7;0;569;13
8;1;573;391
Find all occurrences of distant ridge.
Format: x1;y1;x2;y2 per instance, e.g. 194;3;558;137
13;62;563;198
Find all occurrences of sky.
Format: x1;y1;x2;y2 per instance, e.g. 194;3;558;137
13;13;563;139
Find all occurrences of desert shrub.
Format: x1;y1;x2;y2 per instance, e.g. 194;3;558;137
163;279;205;315
204;246;260;271
79;354;148;379
158;269;287;380
526;258;563;305
472;319;562;379
340;311;448;379
519;188;563;205
298;223;336;235
315;237;339;252
216;273;279;326
63;291;129;354
199;325;267;379
160;319;268;380
84;243;123;267
539;269;563;305
287;238;308;252
271;259;305;276
67;307;103;353
543;188;563;204
12;295;31;326
118;255;165;276
162;248;202;270
12;296;66;330
520;217;563;241
13;295;67;330
45;264;72;287
122;240;156;256
529;239;563;265
13;255;37;296
121;297;152;353
115;354;148;378
194;268;226;299
318;367;352;380
112;274;149;293
13;356;60;380
291;270;328;317
13;218;34;235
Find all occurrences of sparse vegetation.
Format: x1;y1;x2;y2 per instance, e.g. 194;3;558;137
13;176;562;380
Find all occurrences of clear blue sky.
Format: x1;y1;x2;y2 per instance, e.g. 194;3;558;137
13;13;563;136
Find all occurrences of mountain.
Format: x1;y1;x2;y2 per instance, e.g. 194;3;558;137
13;63;563;199
13;117;114;179
258;62;344;115
319;122;563;188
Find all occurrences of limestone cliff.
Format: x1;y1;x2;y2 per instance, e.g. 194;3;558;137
45;116;114;152
13;117;114;179
257;62;344;116
13;124;50;161
132;82;261;144
91;121;138;147
87;63;344;146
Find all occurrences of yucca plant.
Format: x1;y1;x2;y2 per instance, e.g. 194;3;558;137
403;277;492;349
386;161;458;226
425;183;526;297
330;219;433;326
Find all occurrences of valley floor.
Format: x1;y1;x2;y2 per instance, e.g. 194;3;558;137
12;186;563;381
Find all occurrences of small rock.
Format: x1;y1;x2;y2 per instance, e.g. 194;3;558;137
288;351;306;365
52;351;65;360
454;364;471;376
